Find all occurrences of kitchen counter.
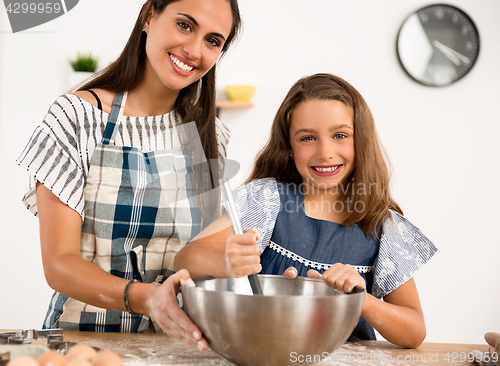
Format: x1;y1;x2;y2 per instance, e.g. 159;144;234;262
1;329;492;365
61;331;490;366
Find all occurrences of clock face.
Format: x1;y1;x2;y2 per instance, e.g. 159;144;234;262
397;4;480;87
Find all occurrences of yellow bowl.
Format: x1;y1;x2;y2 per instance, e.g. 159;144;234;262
225;85;257;102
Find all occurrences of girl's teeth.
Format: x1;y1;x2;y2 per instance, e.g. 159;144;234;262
315;166;339;172
169;54;194;72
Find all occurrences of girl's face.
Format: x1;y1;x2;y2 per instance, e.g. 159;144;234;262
144;0;233;92
289;99;355;192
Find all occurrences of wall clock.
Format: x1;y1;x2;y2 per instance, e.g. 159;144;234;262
397;4;480;87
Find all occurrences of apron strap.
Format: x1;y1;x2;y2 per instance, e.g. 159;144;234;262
101;91;128;145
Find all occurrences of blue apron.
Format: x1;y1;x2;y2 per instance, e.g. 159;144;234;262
44;92;203;332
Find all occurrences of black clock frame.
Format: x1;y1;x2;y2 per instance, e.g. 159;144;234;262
396;4;480;87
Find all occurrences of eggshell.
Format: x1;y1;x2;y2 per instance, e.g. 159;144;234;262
91;350;123;366
37;350;66;366
65;360;92;366
65;344;97;362
7;356;39;366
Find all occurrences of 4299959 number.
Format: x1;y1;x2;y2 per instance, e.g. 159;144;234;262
5;3;62;14
444;351;499;363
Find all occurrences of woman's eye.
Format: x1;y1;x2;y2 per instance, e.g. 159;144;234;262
206;37;220;48
178;21;192;32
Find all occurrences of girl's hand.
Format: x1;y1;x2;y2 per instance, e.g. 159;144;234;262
309;264;366;294
283;267;298;279
145;269;207;351
282;265;426;348
225;228;261;277
282;264;365;294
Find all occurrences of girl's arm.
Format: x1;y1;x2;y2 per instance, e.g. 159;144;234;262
362;278;425;349
174;214;261;278
37;182;207;350
303;265;425;348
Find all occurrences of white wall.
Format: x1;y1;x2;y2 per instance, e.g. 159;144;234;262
1;0;499;345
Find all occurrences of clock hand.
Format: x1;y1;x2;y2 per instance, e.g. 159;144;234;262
432;40;461;65
432;40;471;65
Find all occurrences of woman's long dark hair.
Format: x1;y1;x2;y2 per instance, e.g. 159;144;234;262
79;0;241;224
248;73;402;237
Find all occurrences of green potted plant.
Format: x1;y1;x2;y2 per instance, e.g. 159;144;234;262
70;51;99;72
68;51;99;88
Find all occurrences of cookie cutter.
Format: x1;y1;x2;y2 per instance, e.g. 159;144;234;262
0;329;64;365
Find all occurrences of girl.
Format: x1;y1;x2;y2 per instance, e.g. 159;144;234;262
175;73;437;349
17;0;241;350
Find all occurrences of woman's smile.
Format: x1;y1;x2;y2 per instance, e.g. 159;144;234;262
144;0;232;92
169;53;196;74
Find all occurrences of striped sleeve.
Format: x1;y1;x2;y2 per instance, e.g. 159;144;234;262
371;210;438;298
215;118;230;160
215;118;230;175
222;178;280;254
16;95;102;218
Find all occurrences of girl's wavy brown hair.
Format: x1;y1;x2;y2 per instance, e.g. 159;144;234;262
248;73;402;237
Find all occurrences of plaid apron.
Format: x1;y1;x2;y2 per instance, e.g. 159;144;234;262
43;92;203;332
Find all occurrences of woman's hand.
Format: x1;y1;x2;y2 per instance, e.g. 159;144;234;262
225;228;261;277
143;270;207;351
37;183;208;350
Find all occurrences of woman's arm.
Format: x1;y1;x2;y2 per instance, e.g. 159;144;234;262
174;213;261;278
36;182;207;350
38;182;129;310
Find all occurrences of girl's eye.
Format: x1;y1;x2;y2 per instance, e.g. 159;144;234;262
178;21;192;32
206;37;220;48
334;133;347;139
301;136;314;142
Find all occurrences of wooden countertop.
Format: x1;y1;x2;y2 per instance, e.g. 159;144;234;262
2;330;492;365
63;331;490;366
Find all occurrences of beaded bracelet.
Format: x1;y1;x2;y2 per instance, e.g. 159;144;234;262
124;279;139;315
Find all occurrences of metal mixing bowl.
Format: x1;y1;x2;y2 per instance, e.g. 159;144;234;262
181;274;365;366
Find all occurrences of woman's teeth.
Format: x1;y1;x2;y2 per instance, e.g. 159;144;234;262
314;166;340;172
170;54;194;72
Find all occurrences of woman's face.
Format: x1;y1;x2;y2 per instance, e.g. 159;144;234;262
289;99;355;193
144;0;233;92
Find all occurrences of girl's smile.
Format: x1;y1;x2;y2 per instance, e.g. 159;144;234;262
312;164;342;176
289;99;355;193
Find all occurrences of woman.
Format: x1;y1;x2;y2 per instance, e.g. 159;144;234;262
17;0;241;351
